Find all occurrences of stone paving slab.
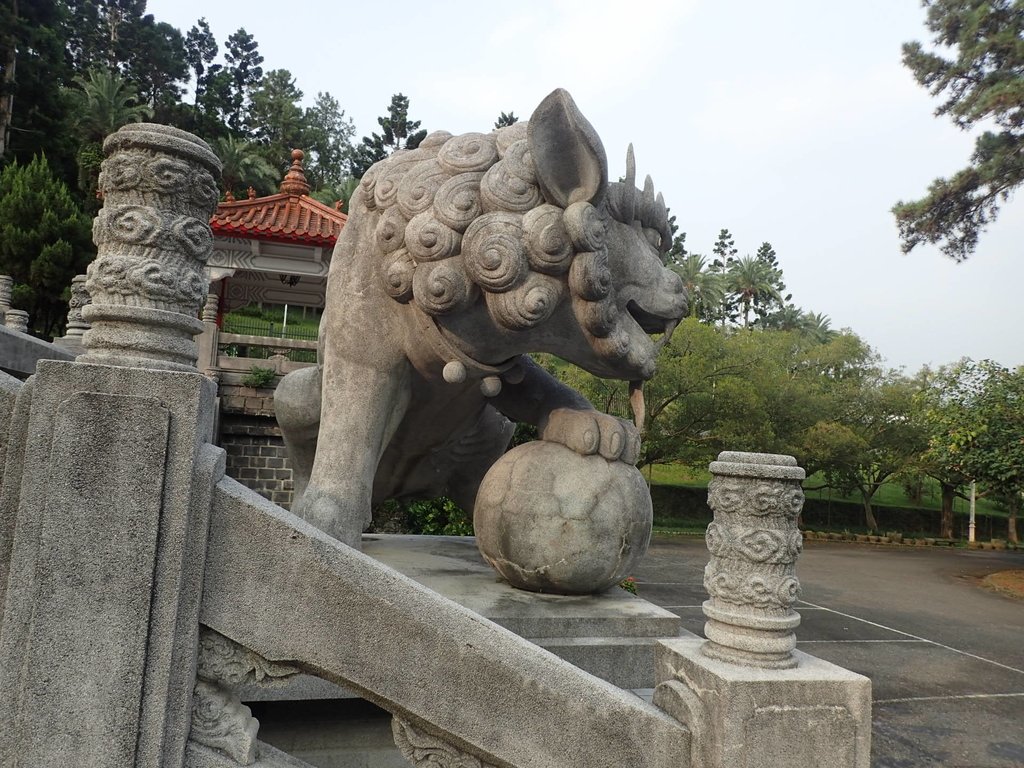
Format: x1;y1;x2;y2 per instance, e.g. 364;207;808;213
871;697;1024;768
794;607;918;642
798;641;1024;702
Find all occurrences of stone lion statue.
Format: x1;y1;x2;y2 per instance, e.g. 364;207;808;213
275;89;686;548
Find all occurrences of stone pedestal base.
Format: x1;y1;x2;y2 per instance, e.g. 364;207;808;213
654;638;871;768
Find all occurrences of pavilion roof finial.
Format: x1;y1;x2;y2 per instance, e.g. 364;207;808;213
279;148;311;196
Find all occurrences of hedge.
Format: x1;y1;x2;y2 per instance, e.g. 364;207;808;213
650;485;1005;539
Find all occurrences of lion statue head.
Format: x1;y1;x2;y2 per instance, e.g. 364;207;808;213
355;89;686;382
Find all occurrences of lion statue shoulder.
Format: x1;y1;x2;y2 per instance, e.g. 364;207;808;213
274;88;687;550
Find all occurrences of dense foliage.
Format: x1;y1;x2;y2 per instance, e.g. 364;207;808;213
0;0;425;335
894;0;1024;260
0;155;93;335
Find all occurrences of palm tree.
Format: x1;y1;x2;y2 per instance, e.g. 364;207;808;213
802;312;837;343
212;135;279;198
726;255;781;328
68;68;152;206
310;176;360;213
671;253;726;321
71;68;152;143
763;303;806;332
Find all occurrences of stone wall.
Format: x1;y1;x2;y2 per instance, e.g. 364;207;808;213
218;384;294;510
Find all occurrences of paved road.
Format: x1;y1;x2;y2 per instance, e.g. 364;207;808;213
635;535;1024;768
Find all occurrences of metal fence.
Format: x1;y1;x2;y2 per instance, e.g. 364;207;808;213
221;318;319;342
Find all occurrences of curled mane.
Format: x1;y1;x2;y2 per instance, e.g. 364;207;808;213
358;121;669;348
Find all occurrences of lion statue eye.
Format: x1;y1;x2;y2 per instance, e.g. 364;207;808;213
643;227;662;252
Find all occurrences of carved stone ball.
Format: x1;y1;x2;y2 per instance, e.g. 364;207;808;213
474;441;653;595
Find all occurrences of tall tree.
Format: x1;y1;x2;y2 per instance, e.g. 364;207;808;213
246;68;304;169
0;0;75;174
350;93;427;177
965;364;1024;543
893;0;1024;261
127;18;187;120
726;255;781;329
711;227;737;267
65;0;157;77
671;253;725;321
179;18;227;138
912;361;976;538
802;312;836;344
223;27;263;134
708;228;738;324
494;111;518;128
804;373;926;531
70;67;151;142
194;66;234;140
922;359;1024;542
664;225;687;268
750;241;790;324
0;0;20;159
212;135;278;198
0;155;94;336
301;91;356;190
184;17;217;105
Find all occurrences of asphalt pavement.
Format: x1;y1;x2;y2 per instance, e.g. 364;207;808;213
635;535;1024;768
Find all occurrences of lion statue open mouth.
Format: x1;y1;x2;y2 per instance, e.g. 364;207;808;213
274;89;687;548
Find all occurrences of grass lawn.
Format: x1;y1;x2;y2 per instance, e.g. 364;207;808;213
221;308;321;340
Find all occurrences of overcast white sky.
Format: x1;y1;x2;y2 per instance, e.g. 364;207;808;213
150;0;1023;373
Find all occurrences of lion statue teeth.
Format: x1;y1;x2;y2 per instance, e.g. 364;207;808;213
274;89;687;549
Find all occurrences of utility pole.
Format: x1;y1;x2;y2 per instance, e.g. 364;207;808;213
968;481;976;543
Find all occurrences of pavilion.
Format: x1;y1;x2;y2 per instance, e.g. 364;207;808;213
206;149;347;321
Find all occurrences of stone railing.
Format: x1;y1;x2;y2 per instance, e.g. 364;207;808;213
0;122;871;768
196;311;317;382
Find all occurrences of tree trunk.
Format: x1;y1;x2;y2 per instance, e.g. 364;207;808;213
939;482;955;540
0;9;16;160
1009;495;1019;545
861;491;878;532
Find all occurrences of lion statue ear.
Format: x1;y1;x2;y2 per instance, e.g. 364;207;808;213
528;88;608;210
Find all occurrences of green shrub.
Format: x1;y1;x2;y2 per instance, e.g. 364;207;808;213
406;497;473;535
241;365;276;388
233;304;266;319
371;496;473;536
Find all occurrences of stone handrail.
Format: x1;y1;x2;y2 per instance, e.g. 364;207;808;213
199;476;693;767
217;332;317;351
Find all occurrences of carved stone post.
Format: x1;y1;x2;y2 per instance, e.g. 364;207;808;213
652;451;872;768
0;274;11;320
3;309;29;334
79;123;221;371
0;123;226;768
196;291;221;376
202;291;219;323
65;274;92;338
53;274;91;354
702;451;805;669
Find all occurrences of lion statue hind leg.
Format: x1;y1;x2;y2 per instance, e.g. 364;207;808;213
274;365;322;504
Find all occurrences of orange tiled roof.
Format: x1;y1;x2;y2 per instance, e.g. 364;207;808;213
210;149;347;247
